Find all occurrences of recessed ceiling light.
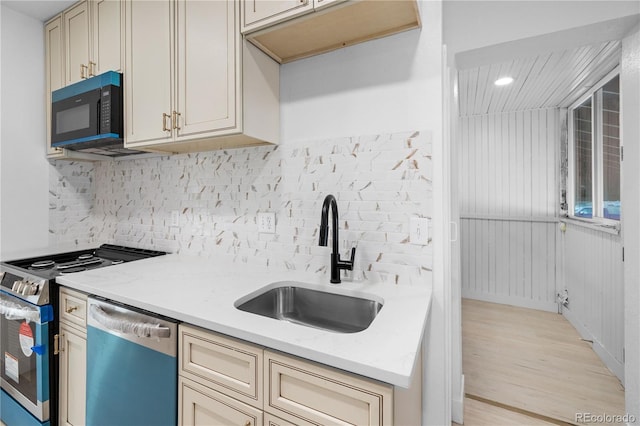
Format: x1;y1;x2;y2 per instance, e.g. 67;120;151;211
495;77;514;86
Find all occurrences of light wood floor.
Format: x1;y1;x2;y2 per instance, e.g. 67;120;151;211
462;299;624;425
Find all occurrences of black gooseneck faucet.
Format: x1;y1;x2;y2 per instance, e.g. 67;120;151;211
318;194;356;284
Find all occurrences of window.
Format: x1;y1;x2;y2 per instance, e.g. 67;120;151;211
568;70;621;222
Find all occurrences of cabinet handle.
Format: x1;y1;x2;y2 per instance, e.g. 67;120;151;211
80;64;86;79
54;334;60;355
89;61;96;77
172;111;181;130
244;421;251;426
162;113;171;132
65;305;78;313
60;334;65;352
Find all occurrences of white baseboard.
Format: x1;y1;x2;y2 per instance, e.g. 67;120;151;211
562;306;624;383
451;374;465;424
462;289;558;313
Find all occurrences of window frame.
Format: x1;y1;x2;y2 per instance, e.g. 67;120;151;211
567;66;621;226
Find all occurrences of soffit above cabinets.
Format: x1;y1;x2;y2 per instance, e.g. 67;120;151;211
458;40;621;117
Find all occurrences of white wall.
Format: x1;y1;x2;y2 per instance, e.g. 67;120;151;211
622;23;640;424
443;0;639;56
459;109;559;311
0;5;50;257
280;1;440;143
560;223;624;380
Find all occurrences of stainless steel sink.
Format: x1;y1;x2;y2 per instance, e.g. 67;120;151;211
235;285;383;333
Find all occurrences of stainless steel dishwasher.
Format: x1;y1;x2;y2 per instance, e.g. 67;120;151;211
86;297;178;425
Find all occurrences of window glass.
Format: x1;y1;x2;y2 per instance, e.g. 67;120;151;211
602;75;620;220
573;98;592;218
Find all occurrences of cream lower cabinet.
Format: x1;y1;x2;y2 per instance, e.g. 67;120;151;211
180;377;263;426
58;288;88;426
178;324;416;426
264;350;393;426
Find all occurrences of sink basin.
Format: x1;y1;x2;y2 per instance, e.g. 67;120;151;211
235;284;383;333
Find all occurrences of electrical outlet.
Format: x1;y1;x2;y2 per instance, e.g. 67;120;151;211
258;212;276;234
170;210;180;227
410;217;429;245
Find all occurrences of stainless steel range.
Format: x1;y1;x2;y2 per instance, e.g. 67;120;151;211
0;244;165;426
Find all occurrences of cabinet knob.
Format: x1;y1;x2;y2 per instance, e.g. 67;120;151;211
244;421;251;426
65;306;78;313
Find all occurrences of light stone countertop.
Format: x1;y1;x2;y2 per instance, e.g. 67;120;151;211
56;254;431;388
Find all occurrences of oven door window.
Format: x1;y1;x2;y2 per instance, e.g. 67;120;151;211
51;87;101;144
0;294;46;407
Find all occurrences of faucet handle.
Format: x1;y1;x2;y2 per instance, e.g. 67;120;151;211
345;247;356;270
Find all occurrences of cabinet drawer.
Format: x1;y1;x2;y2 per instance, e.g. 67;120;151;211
264;412;299;426
179;324;263;408
179;376;262;426
265;350;393;426
59;287;88;328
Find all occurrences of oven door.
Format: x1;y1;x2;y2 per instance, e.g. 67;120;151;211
51;87;101;146
0;291;51;422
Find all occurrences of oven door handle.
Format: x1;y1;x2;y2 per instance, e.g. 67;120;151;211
0;297;41;323
89;304;172;339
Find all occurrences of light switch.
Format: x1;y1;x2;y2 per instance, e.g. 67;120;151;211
258;212;276;234
170;210;180;228
410;217;429;245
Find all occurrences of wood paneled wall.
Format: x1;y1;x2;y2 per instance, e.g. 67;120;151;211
459;109;559;311
560;222;624;381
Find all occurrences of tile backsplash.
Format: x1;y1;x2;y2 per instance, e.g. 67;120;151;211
49;131;433;286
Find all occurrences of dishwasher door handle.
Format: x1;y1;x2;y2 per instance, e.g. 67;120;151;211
89;304;172;339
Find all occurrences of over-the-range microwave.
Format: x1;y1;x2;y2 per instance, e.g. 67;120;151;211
51;71;141;156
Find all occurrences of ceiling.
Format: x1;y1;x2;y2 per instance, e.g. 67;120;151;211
458;40;621;117
2;1;76;22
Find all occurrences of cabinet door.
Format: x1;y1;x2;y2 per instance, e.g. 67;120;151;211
179;377;262;426
124;0;173;146
241;0;313;33
91;0;123;75
59;324;87;426
64;1;90;85
175;0;238;140
264;351;393;426
45;15;65;156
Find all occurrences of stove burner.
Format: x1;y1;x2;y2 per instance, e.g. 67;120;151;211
78;253;94;260
31;260;55;269
59;267;87;274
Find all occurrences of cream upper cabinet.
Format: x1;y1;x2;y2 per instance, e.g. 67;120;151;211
123;0;173;145
63;1;90;85
241;0;314;33
45;15;65;156
243;0;420;64
125;0;279;154
175;0;237;139
91;0;124;75
64;0;123;85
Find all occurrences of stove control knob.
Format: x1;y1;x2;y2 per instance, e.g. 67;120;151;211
30;283;40;295
12;280;24;293
21;282;31;296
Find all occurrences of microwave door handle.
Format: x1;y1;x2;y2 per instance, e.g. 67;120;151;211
89;304;171;339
